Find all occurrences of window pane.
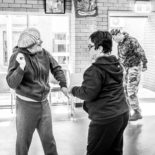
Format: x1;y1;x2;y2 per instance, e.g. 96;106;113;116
3;31;7;65
28;15;70;54
0;14;70;71
0;15;27;67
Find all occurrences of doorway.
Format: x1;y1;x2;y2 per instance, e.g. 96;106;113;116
108;11;148;56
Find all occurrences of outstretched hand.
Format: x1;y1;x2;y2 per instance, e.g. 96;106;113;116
68;87;73;95
61;87;70;98
142;67;147;72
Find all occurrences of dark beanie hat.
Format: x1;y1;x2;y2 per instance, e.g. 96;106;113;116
18;28;40;48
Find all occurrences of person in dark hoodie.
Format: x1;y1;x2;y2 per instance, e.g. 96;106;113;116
6;27;68;155
69;31;129;155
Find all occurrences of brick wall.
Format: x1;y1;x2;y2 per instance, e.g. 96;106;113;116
0;0;155;91
0;0;72;13
74;0;135;73
0;0;133;73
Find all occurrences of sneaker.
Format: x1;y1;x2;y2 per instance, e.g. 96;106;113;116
129;111;142;121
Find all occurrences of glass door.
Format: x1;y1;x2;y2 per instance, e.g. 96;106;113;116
0;14;70;73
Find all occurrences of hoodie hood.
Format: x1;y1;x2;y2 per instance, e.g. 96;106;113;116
13;46;37;56
93;55;123;83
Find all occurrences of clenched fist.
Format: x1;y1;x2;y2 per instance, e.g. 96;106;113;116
16;53;26;70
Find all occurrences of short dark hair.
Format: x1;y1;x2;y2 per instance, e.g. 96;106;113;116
89;31;112;53
110;29;121;36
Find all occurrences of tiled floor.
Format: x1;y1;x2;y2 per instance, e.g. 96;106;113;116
0;88;155;155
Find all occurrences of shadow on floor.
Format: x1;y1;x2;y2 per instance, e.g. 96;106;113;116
1;107;155;155
0;88;155;155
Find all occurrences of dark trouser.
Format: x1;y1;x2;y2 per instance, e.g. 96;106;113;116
16;97;58;155
87;112;129;155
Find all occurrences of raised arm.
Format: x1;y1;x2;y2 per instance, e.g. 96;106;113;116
6;52;25;89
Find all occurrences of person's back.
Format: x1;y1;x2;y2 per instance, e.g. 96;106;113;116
82;55;128;123
70;30;129;155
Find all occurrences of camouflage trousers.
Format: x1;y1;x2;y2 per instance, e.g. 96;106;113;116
123;65;142;113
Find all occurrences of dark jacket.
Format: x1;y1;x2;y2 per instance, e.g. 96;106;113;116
6;46;67;101
72;55;129;123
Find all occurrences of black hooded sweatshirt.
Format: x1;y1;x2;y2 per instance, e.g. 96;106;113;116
6;46;67;101
72;55;129;124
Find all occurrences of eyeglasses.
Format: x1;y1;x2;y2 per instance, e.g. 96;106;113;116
88;44;94;50
112;36;116;40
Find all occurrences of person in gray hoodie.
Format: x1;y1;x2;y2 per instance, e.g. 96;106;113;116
69;30;129;155
6;27;68;155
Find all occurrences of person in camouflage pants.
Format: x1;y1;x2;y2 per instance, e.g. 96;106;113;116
110;29;148;121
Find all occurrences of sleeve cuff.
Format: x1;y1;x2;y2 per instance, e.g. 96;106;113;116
143;63;147;68
59;82;67;88
16;66;25;75
71;87;77;97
